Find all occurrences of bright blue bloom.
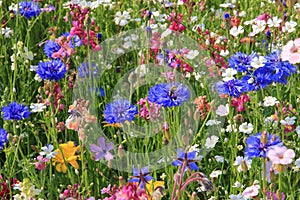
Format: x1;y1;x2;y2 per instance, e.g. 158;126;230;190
223;13;230;19
242;69;272;92
18;1;41;19
215;79;246;97
2;101;31;121
245;132;282;159
40;144;57;159
172;148;199;171
104;99;138;124
37;59;67;81
148;83;190;107
128;166;153;189
78;62;98;78
0;128;8;151
228;52;257;73
62;32;82;48
44;40;61;58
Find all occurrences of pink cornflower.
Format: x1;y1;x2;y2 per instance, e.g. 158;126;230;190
242;185;260;199
267;146;295;165
35;155;49;170
281;38;300;64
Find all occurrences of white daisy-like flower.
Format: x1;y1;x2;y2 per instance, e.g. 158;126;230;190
114;11;131;26
230;26;244;37
205;135;219;148
280;116;297;125
250;56;266;69
267;16;282;28
282;21;297;33
263;96;278;107
222;68;237;82
239;122;254;134
30;103;47;113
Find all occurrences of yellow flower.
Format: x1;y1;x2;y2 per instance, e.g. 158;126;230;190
52;141;80;173
146;180;165;199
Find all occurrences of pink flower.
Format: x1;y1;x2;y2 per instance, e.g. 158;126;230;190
242;185;260;199
267;146;295;165
281;38;300;64
35;155;50;170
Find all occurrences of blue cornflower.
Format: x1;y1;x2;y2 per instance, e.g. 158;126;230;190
223;13;230;19
172;148;199;171
242;69;272;92
2;101;31;121
18;1;41;19
245;132;282;159
148;83;190;107
228;52;257;73
37;59;67;82
104;99;138;124
44;40;61;58
263;51;297;84
215;79;246;98
128;166;153;189
0;128;8;151
78;62;98;78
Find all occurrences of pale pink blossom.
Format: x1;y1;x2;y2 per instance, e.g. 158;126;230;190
242;185;260;199
281;38;300;64
267;146;295;165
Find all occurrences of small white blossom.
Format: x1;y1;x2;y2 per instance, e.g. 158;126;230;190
222;68;237;82
185;50;199;60
263;96;278;107
209;170;222;178
114;11;131;26
267;16;282;28
239;122;253;134
295;126;300;138
205;135;219;148
216;104;229;116
206;120;221;126
30;103;47;113
250;56;266;69
220;49;229;57
230;26;244;37
215;155;225;163
1;27;13;38
282;21;297;33
280;116;297;125
229;194;244;200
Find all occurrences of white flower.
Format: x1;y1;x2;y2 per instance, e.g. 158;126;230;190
114;11;131;26
229;194;244;200
232;181;244;188
239;11;246;17
185;50;199;59
252;20;266;35
267;16;282;28
216;104;229;116
295;126;300;138
220;3;235;8
250;56;266;69
244;19;255;25
222;68;237;82
282;21;297;33
230;26;244;37
205;135;219;148
30;103;46;113
209;170;222;178
295;158;300;168
263;96;278;107
220;49;229;57
134;64;148;77
214;155;225;163
206;120;221;126
239;122;253;134
234;156;252;172
280;116;296;125
1;27;13;38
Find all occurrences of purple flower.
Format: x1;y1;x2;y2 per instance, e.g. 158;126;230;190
128;166;153;189
245;132;282;159
148;82;190;107
2;101;31;121
172;148;199;171
90;137;114;161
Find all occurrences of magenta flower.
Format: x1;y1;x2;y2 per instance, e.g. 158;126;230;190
281;38;300;64
35;155;49;170
267;146;295;165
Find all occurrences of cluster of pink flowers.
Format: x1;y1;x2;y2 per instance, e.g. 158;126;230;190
102;183;147;200
69;4;101;50
167;13;186;33
137;97;161;122
231;94;250;112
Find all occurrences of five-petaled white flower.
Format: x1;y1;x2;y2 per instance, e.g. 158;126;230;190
230;26;244;37
114;11;131;26
205;135;219;148
267;16;282;28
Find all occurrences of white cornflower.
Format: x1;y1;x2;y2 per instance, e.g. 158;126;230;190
280;116;297;125
250;56;266;69
205;135;219;148
282;21;297;33
222;68;237;82
263;96;278;107
267;16;282;28
30;103;47;113
114;11;131;26
239;122;254;134
230;26;244;37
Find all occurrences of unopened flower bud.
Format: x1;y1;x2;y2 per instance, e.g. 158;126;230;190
118;145;124;159
241;159;248;172
119;176;125;186
190;192;197;200
270;168;275;182
260;131;268;145
276;189;282;199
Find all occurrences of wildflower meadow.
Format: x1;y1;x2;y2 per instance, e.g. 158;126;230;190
1;0;300;199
